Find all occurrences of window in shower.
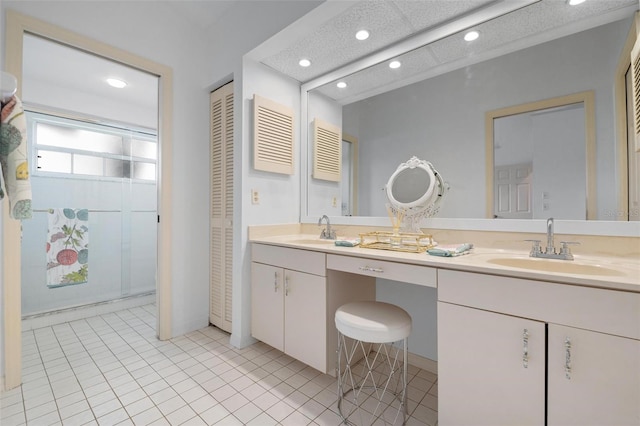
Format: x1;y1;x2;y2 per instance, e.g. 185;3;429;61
28;112;157;181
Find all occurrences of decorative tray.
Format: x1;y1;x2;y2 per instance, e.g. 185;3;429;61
359;231;435;253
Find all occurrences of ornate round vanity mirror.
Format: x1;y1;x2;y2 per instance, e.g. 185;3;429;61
386;156;448;233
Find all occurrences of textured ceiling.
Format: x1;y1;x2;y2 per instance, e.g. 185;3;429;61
261;0;495;83
259;0;639;104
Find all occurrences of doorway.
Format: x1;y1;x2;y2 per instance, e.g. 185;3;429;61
3;10;173;390
20;34;159;324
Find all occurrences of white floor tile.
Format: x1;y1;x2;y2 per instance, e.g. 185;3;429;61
2;304;437;426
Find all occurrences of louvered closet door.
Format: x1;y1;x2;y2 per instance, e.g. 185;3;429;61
210;82;234;332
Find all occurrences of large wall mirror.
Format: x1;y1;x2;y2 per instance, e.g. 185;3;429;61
297;0;639;231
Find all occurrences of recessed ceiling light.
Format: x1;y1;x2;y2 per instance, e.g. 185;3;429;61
568;0;586;5
337;82;347;89
464;30;480;42
106;78;127;88
299;58;311;67
389;60;401;69
355;30;370;41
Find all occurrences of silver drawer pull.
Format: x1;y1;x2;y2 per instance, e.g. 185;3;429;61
523;329;529;369
274;271;278;293
359;266;384;273
564;337;572;380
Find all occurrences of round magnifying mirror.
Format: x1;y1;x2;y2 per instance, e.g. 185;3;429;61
386;156;447;232
388;165;436;207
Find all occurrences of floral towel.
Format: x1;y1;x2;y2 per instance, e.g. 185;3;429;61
0;95;32;219
47;208;89;287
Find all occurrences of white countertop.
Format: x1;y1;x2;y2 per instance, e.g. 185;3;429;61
250;234;640;293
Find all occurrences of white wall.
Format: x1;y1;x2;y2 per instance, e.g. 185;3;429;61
23;78;157;130
232;59;303;348
340;18;630;220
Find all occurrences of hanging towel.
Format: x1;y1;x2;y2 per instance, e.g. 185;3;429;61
0;95;32;219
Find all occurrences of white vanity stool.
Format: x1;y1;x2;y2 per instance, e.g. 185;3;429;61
335;301;412;425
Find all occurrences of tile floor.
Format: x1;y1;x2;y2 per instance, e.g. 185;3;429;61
1;305;438;425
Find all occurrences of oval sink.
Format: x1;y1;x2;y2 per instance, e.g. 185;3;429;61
487;257;625;276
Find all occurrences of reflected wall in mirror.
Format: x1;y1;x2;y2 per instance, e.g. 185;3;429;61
306;8;637;221
487;92;594;220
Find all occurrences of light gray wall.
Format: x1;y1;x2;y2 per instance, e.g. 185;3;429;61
343;17;630;220
232;59;303;348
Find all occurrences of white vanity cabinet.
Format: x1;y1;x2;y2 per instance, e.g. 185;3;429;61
251;244;375;374
438;302;546;425
251;244;327;372
438;269;640;426
547;324;640;425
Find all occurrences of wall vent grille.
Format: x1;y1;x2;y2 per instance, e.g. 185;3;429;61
253;94;294;174
313;118;341;182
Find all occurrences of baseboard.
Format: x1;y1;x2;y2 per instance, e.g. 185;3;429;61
22;292;156;331
372;344;438;375
408;352;437;375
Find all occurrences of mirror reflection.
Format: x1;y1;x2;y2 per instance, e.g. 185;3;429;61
306;7;637;221
490;97;588;220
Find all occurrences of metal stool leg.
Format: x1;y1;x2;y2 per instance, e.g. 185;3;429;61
336;331;409;425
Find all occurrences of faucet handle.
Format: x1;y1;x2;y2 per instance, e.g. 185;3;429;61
524;239;542;256
559;241;580;256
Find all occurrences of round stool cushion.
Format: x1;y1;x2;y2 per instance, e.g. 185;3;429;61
335;301;412;343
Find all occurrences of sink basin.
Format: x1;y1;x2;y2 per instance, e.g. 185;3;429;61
486;257;625;276
291;238;337;245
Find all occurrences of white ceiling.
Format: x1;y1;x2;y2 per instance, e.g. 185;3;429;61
22;33;159;113
18;0;640;120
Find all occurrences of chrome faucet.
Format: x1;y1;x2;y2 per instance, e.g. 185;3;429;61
526;217;579;260
318;215;336;240
546;217;555;255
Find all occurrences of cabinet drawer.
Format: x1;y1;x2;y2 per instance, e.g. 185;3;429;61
327;254;436;288
438;269;640;339
252;244;326;276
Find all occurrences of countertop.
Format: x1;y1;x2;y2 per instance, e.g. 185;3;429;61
249;234;640;293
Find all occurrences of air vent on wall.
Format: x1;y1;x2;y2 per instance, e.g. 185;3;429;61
313;118;341;182
253;94;294;174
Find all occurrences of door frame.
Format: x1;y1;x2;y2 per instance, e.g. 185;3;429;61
615;12;639;221
2;10;173;389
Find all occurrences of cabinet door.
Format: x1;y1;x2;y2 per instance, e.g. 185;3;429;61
251;262;284;352
438;302;545;426
548;324;640;425
284;270;326;372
